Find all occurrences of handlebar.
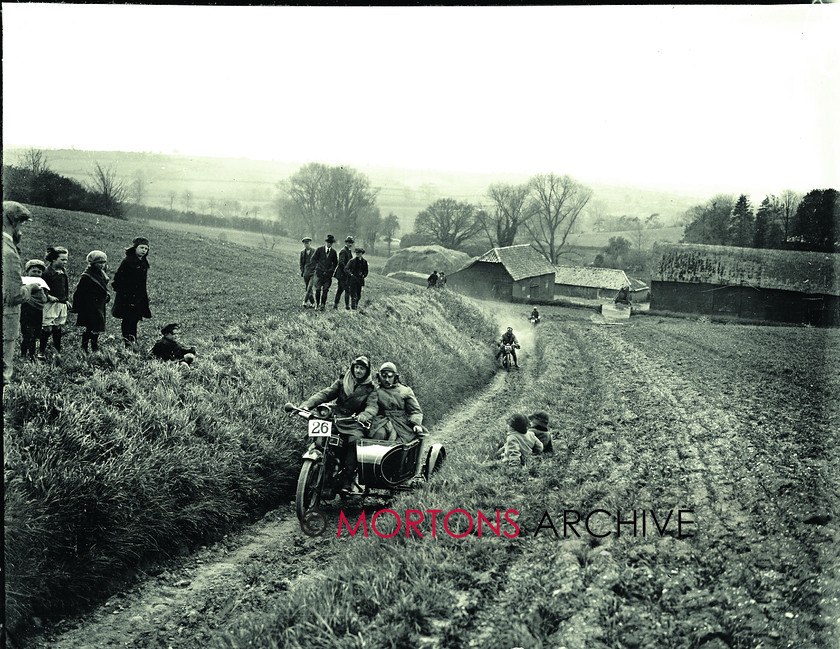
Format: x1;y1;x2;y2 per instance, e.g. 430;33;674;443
283;401;370;429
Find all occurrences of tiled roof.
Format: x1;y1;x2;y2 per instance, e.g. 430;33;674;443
471;244;556;281
554;265;630;290
653;243;840;296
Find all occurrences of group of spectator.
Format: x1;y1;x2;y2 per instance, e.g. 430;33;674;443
427;270;447;289
2;201;195;385
299;234;368;311
497;411;554;467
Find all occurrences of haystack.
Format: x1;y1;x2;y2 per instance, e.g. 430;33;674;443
382;245;473;277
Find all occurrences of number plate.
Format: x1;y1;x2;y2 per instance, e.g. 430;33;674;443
308;419;333;437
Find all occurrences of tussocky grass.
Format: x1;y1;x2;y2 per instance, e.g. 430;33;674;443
3;205;499;634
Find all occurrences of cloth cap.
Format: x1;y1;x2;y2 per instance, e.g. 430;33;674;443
161;323;180;335
325;234;336;243
86;250;108;264
301;236;312;242
4;201;32;225
508;413;530;434
25;259;46;272
529;411;550;427
354;248;365;254
132;237;150;247
352;355;371;370
344;235;355;243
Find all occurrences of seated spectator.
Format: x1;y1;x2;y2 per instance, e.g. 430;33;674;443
496;413;543;467
528;411;553;454
150;323;197;367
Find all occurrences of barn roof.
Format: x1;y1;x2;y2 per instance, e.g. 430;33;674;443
653;243;840;296
463;244;557;281
554;265;631;290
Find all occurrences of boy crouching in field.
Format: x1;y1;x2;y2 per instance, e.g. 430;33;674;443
497;413;543;468
151;323;197;368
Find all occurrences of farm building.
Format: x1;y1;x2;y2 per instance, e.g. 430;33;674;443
554;266;649;301
651;243;840;326
446;244;556;302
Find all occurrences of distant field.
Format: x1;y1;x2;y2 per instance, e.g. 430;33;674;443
566;226;684;250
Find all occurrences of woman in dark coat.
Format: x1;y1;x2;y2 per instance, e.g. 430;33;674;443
72;250;111;353
111;236;151;347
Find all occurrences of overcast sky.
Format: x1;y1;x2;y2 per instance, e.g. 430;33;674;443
2;4;838;197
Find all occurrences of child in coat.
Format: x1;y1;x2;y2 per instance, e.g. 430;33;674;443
71;250;110;353
20;259;48;360
497;413;543;467
150;323;197;367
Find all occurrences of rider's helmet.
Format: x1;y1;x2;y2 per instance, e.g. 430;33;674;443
507;327;513;332
378;362;399;387
350;356;371;381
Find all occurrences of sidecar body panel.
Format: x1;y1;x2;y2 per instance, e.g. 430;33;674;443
357;438;422;488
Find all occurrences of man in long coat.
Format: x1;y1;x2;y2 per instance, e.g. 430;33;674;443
299;236;316;308
332;235;355;310
311;234;338;311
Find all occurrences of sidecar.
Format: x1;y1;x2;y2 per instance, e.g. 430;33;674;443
356;438;446;490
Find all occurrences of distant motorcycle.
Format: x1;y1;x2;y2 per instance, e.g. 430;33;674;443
284;403;446;523
499;343;520;372
528;315;541;327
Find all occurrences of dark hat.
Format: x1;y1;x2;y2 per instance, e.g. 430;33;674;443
344;235;355;243
301;235;312;242
161;323;180;335
25;259;46;272
508;413;530;435
529;411;550;427
354;248;365;254
132;237;150;248
325;234;336;243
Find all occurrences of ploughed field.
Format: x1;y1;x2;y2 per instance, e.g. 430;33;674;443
218;311;840;649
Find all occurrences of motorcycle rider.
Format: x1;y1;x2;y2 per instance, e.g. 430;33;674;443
530;307;540;324
299;356;378;493
495;326;520;368
370;361;426;482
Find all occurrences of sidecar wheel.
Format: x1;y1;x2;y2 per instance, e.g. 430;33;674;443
423;445;447;480
296;459;323;522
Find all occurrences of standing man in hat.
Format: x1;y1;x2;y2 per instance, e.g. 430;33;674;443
299;236;317;308
344;247;368;311
112;236;152;347
311;234;338;311
3;201;46;384
332;235;355;310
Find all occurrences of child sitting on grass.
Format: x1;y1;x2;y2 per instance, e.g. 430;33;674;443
150;323;197;368
497;413;543;468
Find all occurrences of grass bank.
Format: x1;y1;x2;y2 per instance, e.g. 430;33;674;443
3;206;499;634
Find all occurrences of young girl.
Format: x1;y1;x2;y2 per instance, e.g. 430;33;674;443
71;251;110;353
40;245;70;357
112;236;151;347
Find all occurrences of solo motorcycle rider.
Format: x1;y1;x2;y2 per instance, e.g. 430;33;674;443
299;356;377;494
495;326;520;368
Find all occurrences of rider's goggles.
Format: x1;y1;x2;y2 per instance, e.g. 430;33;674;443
380;371;396;378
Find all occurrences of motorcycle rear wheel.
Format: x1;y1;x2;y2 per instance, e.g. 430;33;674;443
296;458;324;522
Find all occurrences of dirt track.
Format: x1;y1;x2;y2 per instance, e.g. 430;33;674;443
18;305;840;649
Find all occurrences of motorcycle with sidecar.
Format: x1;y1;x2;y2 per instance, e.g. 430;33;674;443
284;402;446;523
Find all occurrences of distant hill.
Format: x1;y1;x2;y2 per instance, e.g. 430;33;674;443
3;147;705;235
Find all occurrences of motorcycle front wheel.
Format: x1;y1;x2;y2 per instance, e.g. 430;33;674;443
503;355;511;372
296;458;324;522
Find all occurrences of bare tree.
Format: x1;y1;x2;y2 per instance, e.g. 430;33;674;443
168;191;177;210
280;163;378;238
482;182;532;248
130;170;148;206
88;162;129;218
382;212;400;257
358;206;382;255
181;190;194;211
779;189;802;241
524;174;593;264
17;147;49;176
414;198;482;250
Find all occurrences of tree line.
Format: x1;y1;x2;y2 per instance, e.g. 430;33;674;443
278;163;594;264
681;190;838;253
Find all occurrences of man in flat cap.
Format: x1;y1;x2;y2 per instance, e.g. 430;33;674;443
299;236;316;308
3;201;45;384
